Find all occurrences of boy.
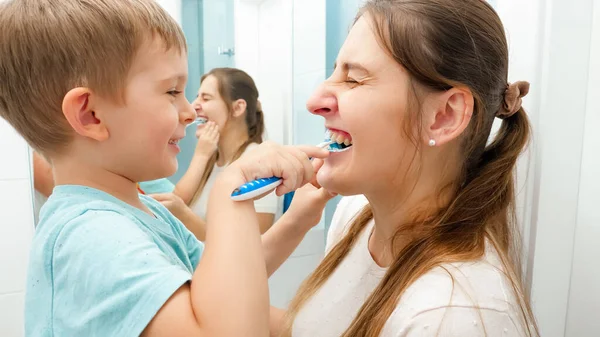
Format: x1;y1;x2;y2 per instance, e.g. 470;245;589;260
0;1;329;336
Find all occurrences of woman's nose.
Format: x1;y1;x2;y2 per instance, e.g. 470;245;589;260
306;82;338;116
192;99;202;115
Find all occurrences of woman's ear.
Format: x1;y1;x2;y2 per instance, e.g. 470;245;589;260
232;99;247;118
424;87;474;146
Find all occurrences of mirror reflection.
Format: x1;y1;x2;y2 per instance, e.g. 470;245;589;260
30;0;309;308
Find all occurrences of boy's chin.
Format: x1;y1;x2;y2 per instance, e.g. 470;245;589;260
161;163;178;178
143;163;177;182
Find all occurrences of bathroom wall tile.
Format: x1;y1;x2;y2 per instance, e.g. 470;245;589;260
0;120;30;181
0;179;34;294
0;292;25;337
269;253;324;308
293;0;326;75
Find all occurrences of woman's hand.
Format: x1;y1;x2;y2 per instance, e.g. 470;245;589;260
219;142;330;198
284;158;337;231
151;193;190;220
194;121;219;157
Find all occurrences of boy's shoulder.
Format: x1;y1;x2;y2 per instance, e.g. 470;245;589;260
37;185;175;241
40;186;141;228
34;185;196;258
27;189;200;337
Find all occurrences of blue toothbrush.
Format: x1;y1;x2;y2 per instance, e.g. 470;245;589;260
188;117;208;127
230;134;351;201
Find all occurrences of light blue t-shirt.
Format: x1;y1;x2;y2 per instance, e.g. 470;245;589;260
138;178;175;195
25;185;204;337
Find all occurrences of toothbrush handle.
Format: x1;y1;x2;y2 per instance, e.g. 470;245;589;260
230;176;282;201
230;141;332;201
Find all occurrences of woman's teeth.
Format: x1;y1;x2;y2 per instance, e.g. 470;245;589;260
168;139;178;145
329;131;353;146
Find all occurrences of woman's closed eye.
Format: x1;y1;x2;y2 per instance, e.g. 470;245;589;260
344;77;361;87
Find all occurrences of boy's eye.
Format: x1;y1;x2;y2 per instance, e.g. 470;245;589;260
168;90;183;96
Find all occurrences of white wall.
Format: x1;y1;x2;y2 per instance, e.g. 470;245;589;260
0;122;35;337
234;0;293;146
564;2;600;335
495;0;545;284
234;1;260;80
496;0;599;336
255;0;293;145
528;0;595;335
156;0;182;25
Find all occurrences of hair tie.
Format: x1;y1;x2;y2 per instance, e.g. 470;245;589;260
496;81;530;119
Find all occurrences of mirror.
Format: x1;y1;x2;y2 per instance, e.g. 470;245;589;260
29;0;330;308
172;0;320;308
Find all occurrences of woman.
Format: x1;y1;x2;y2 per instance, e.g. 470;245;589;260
172;68;277;234
272;0;538;336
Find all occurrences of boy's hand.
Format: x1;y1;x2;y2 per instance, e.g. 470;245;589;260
284;158;337;231
220;142;329;197
194;121;219;157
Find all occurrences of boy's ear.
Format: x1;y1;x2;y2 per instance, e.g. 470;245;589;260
62;88;109;142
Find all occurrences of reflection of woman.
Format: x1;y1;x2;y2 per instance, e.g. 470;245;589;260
32;152;53;224
173;68;277;233
271;1;538;336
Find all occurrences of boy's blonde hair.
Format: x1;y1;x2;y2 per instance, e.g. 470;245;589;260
0;0;186;156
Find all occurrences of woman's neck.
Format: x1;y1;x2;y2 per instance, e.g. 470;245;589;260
366;173;458;267
216;123;250;166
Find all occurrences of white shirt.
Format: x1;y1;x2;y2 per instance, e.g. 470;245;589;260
190;143;279;219
293;195;528;337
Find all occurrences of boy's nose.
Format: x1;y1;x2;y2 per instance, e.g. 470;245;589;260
180;100;196;125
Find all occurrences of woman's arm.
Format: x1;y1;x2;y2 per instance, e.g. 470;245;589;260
257;213;275;234
173;122;219;204
151;193;207;241
263;182;335;276
173;153;213;204
270;307;287;337
33;151;54;197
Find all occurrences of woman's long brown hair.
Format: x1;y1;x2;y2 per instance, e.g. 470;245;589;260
189;68;265;206
282;1;539;336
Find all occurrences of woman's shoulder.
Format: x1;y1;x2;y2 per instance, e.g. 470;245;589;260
241;142;260;155
383;248;527;335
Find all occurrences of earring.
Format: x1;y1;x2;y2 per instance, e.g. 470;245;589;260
428;139;436;147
